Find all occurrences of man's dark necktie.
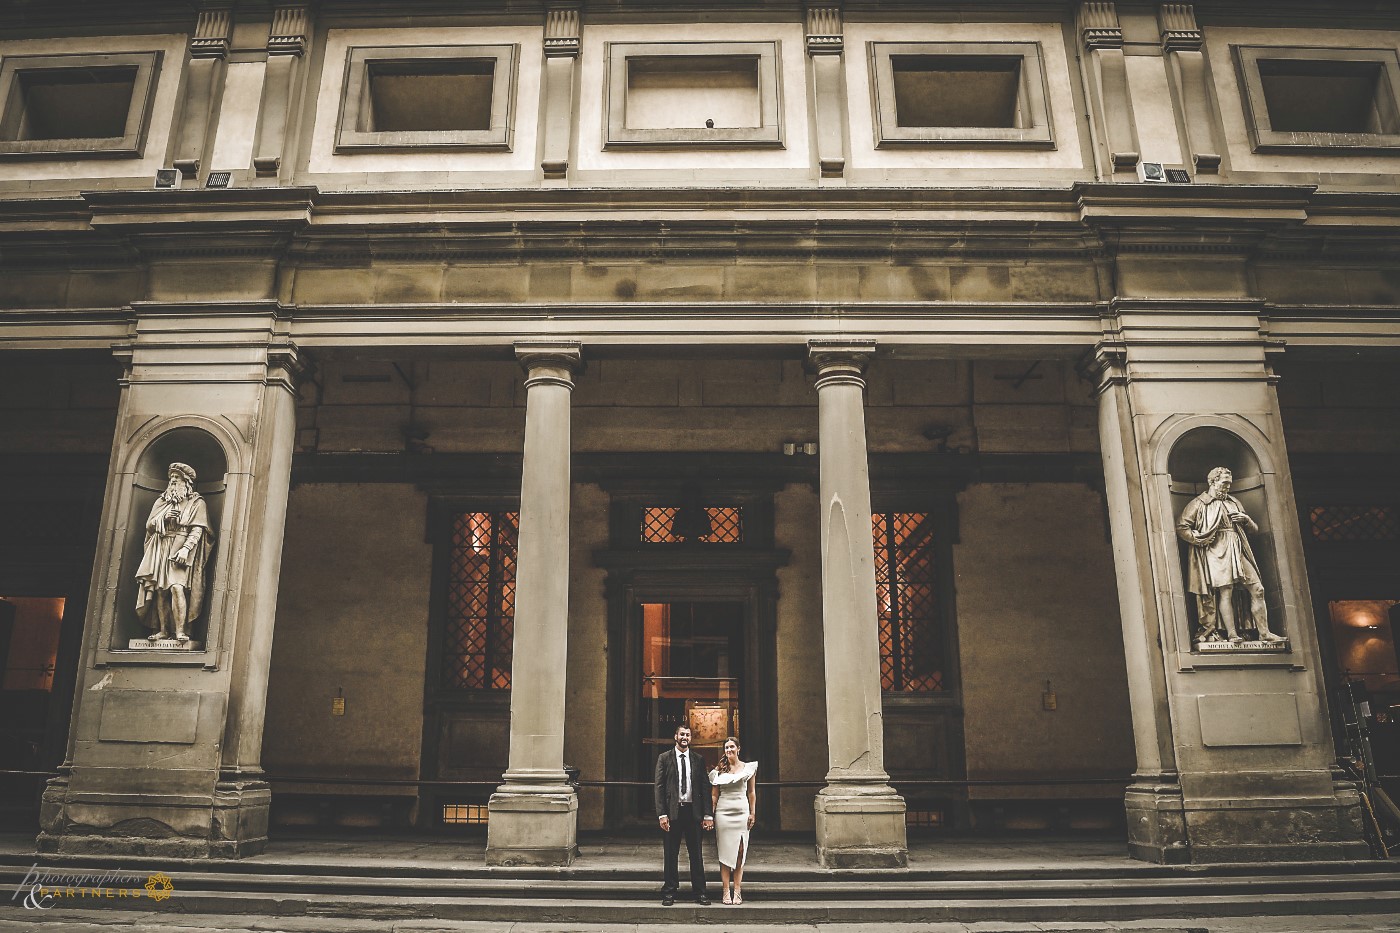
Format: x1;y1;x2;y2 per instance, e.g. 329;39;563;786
680;752;688;799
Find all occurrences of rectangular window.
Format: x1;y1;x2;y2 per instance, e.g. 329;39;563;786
869;42;1053;148
441;802;489;825
640;506;744;544
605;42;783;148
443;511;517;690
336;45;517;151
1309;504;1400;542
0;52;161;159
1235;46;1400;153
873;512;946;693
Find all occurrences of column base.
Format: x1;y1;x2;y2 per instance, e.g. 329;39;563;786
485;789;579;866
1124;776;1190;864
813;786;908;868
36;773;270;859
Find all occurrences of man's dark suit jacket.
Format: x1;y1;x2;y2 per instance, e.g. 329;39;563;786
654;747;714;822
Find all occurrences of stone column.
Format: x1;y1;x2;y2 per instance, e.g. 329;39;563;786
1092;298;1366;863
37;302;303;858
807;339;908;869
486;341;583;866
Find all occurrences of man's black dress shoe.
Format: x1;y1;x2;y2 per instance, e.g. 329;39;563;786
695;895;711;906
661;894;674;906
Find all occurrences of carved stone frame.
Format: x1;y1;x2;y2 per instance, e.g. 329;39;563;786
335;44;518;152
0;51;162;160
603;41;784;149
1233;45;1400;154
868;41;1054;148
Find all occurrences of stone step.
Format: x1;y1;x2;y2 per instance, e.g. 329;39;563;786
23;888;1400;925
5;865;1397;900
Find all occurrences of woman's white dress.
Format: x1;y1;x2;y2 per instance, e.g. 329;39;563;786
708;761;757;869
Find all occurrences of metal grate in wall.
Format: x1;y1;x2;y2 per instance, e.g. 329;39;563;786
445;511;518;690
1309;505;1400;542
874;511;945;693
640;506;744;544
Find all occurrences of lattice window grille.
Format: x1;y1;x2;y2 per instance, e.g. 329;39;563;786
444;511;518;690
873;511;945;693
1309;505;1400;543
640;506;744;544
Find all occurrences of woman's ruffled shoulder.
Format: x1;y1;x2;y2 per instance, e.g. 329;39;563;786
741;760;759;780
707;768;720;783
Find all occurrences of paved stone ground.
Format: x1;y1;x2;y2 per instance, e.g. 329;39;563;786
2;912;1399;932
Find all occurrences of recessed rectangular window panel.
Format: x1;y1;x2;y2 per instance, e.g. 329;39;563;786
366;60;494;133
625;56;761;130
0;51;161;160
605;41;783;148
10;67;136;140
1259;61;1392;135
869;42;1052;148
891;56;1020;129
1235;45;1400;153
336;45;517;151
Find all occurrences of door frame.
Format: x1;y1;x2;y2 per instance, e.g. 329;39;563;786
599;550;787;829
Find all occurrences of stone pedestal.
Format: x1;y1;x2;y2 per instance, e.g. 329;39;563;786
486;342;582;867
37;303;301;859
1094;298;1366;863
807;340;907;869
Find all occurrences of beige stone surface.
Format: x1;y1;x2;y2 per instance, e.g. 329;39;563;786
564;482;610;830
955;483;1134;791
773;483;827;830
263;483;432;782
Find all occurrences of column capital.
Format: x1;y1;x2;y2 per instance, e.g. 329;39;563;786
807;338;875;388
1158;3;1202;53
516;340;583;387
1077;1;1123;51
544;3;582;58
805;3;843;54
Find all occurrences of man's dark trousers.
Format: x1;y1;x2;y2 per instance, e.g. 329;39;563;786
662;803;706;898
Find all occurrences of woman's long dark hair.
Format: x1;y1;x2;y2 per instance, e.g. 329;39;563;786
716;736;740;774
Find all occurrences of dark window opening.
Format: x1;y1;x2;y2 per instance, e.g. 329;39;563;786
890;55;1021;128
874;512;945;693
2;66;135;141
1259;59;1399;135
365;59;495;133
443;511;517;690
625;55;762;130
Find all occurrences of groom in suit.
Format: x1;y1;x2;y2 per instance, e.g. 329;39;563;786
655;724;713;906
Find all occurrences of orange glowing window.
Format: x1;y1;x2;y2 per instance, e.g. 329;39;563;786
0;596;64;692
1329;600;1400;691
444;512;517;690
873;512;945;693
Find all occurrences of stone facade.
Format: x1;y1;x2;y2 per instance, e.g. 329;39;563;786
2;0;1397;866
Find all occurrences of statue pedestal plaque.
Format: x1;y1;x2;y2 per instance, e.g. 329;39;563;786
1196;639;1290;653
128;638;204;651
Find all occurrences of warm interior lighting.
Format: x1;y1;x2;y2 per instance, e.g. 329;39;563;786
1329;599;1400;690
0;596;65;692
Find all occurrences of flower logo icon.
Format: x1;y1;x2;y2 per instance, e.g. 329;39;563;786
144;872;174;902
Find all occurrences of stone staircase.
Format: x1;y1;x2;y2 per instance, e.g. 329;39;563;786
3;850;1398;926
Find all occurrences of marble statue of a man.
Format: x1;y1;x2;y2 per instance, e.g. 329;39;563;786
135;462;214;643
1176;466;1284;644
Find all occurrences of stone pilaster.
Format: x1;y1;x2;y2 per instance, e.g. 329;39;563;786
1092;299;1366;862
807;339;907;869
805;3;847;177
253;5;310;177
1076;2;1140;176
37;302;304;858
485;341;583;866
173;5;232;179
540;4;581;179
1158;3;1221;174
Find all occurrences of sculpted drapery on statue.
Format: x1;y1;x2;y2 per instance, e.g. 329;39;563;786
135;462;214;643
1175;466;1284;645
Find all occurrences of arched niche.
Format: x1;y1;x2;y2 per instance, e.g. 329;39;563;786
112;426;229;649
1167;426;1285;648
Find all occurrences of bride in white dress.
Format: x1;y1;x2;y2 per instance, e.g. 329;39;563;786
708;737;757;905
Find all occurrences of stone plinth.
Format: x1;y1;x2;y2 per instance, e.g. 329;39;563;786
485;786;579;867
